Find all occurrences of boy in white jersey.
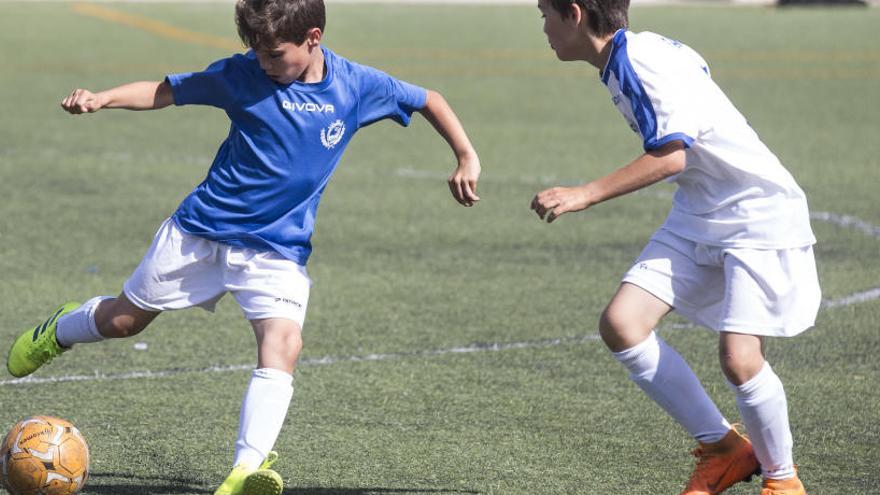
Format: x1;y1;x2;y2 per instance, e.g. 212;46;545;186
6;0;480;494
530;1;819;494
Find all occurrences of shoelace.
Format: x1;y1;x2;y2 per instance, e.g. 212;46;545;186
259;451;279;470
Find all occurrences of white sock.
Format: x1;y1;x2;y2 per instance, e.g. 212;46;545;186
731;362;796;480
233;368;294;469
55;297;111;347
613;331;731;443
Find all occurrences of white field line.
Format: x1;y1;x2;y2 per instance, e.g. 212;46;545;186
0;323;695;386
810;211;880;239
0;173;875;388
822;287;880;309
1;284;877;388
0;335;603;387
0;295;874;387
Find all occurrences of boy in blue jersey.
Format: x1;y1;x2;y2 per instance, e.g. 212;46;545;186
6;0;480;494
529;1;818;494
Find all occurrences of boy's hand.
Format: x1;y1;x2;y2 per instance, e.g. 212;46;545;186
531;185;591;223
448;153;481;207
61;89;105;114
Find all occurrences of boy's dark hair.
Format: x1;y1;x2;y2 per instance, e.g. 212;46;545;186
235;0;326;50
549;0;629;37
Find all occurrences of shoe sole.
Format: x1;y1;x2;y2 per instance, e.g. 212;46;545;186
243;469;283;495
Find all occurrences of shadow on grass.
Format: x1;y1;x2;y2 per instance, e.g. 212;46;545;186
85;472;213;494
85;472;480;495
285;489;480;494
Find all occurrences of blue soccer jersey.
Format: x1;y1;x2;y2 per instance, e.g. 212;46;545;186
165;47;427;264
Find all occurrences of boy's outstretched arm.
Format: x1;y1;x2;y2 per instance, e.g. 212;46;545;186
531;140;686;223
61;81;174;114
418;90;481;207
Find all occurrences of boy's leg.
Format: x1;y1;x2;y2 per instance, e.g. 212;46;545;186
716;245;819;494
57;293;160;345
602;283;732;443
215;248;310;495
236;318;301;467
215;318;300;495
721;332;799;483
7;293;163;377
603;283;759;495
8;218;218;378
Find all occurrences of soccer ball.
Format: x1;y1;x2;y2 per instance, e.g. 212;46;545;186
0;416;89;495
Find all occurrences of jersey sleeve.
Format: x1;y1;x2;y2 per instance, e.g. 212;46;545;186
620;50;703;151
165;56;238;110
354;65;427;128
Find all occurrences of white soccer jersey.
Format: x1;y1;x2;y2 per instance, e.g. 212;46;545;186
601;29;816;249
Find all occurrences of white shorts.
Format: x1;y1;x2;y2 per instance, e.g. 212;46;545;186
123;218;311;326
622;229;821;337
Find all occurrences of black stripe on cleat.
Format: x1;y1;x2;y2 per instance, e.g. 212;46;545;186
32;307;65;342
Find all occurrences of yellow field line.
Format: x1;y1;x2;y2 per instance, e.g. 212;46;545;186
64;2;880;78
348;47;880;63
66;2;880;65
71;2;242;52
376;65;880;81
8;60;878;81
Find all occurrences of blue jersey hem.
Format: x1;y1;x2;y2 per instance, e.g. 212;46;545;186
170;215;311;265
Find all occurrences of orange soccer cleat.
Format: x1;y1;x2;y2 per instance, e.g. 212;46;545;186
761;475;806;495
680;427;761;495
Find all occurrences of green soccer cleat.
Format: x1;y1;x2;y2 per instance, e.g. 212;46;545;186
214;464;252;495
215;451;281;495
7;302;80;378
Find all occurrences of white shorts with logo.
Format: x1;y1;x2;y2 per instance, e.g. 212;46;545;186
123;218;311;326
622;229;821;337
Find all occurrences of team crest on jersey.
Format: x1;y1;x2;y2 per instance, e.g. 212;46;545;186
321;120;345;149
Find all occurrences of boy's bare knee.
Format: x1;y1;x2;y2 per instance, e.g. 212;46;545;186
598;307;619;346
720;359;746;386
599;305;646;352
720;352;764;386
718;333;765;385
253;319;303;373
598;284;670;352
275;329;303;359
94;296;157;338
